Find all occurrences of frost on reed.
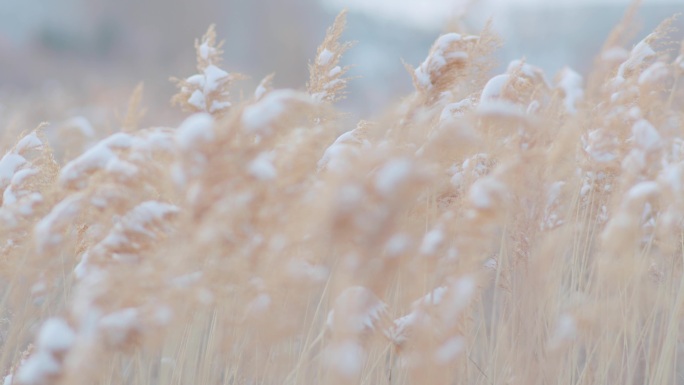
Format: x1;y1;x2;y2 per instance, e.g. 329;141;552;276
308;10;354;104
171;25;245;116
2;8;684;385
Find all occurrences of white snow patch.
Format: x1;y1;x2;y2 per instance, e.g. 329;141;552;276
99;308;139;345
445;276;476;317
16;351;60;385
507;59;544;80
317;129;369;172
209;100;231;113
328;66;342;77
76;200;179;273
632;119;661;152
171;271;203;288
3;170;35;206
311;91;327;102
627;181;659;201
547;181;566;208
59;132;134;187
556;67;584;114
255;85;267;100
318;49;335;66
246;293;271;315
117;201;178;236
16;132;43;152
477;99;524;118
469;176;506;209
176;113;214;150
323;78;344;90
435;337;464;363
11;167;38;186
440;99;473;122
62;116;95;137
661;164;684;193
242;90;312;135
37;318;75;352
203;65;229;93
584;129;617;163
638;62;669;85
388;312;418;345
549;313;577;348
420;228;444;255
73;251;93;280
199;42;216;60
35;194;83;251
0;153;27;188
480;74;510;102
188;90;206;110
286;260;329;282
247;152;277;181
186;74;205;88
375;158;413;196
323;341;365;377
154;306;173;325
336;184;364;211
617;37;655;78
434;33;462;51
413;286;448;308
326;286;387;334
414;33;467;90
676;55;684;70
385;234;411;257
16;192;42;216
104;158;138;179
602;47;629;62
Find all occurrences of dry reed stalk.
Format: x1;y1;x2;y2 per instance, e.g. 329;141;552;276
0;7;683;385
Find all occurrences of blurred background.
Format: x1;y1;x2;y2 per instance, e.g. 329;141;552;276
0;0;681;130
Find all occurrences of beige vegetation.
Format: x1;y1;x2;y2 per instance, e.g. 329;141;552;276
1;4;684;385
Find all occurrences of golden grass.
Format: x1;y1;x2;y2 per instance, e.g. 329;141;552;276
1;6;684;385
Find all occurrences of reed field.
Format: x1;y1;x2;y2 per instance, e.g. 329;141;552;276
1;4;684;385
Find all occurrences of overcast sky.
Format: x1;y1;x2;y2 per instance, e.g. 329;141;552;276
322;0;679;31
